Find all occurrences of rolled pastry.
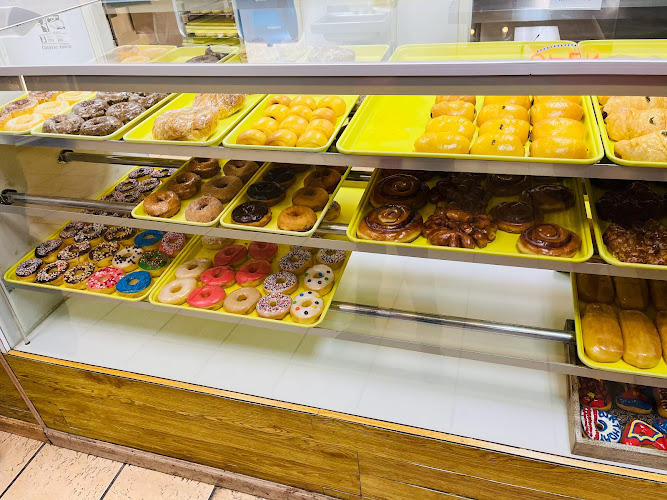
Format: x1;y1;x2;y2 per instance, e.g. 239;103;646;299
614;131;667;163
618;310;662;369
192;94;247;119
582;303;623;363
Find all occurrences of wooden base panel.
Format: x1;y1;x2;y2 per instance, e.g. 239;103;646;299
0;355;39;424
0;414;46;442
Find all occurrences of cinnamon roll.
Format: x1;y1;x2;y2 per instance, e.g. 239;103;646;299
489;201;543;233
371;174;429;209
357;204;423;243
517;223;581;257
485;174;532;197
520;184;575;213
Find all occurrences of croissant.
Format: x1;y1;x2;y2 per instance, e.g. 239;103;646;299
192;93;247;119
614;130;667;162
603;96;667;116
606;108;667;141
152;106;218;141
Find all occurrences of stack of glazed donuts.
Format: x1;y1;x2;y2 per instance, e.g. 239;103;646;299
142;158;261;223
231;163;345;232
156;237;348;324
0;91;91;133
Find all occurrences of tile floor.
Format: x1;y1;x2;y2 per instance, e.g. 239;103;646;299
0;430;265;500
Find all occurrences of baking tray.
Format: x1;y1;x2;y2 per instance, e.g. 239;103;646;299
348;170;593;263
149;236;351;328
31;92;176;141
591;96;667;168
95;45;177;63
571;273;667;378
389;41;579;61
222;94;358;153
337;95;603;164
152;45;238;63
0;92;93;135
133;159;266;227
123;93;265;146
578;39;667;59
220;164;350;237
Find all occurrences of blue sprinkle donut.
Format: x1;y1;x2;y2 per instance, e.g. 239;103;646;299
116;270;152;296
134;230;163;248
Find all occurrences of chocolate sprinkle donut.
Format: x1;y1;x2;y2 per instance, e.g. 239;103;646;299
138;178;160;193
128;167;153;179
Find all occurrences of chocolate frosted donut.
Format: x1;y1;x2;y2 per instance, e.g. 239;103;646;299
232;201;271;226
128;93;167;108
357;204;423;243
106;102;145;123
490;201;543;233
152;167;177;179
370;174;429;209
128;167;153;180
486;174;532;197
188;158;220;178
96;92;131;104
115;179;139;193
138;178;160;193
42;114;85;134
520;184;575;213
518;223;581;257
71;99;108;120
247;181;286;206
80;116;122;136
263;165;296;188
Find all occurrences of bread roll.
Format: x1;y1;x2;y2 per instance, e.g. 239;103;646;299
576;274;615;303
431;100;476;122
582;303;623;363
613;277;649;309
651;280;667;311
470;134;525;157
529;137;587;159
654;311;667;362
618;310;662;369
476;104;529;126
483;95;531;110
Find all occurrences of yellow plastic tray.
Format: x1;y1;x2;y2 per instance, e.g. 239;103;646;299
152;46;238;63
0;92;93;136
320;181;367;243
578;39;667;59
133;159;265;227
222;94;358;153
30;92;176;141
123;93;265;146
337;95;603;164
571;273;667;378
220;164;350;237
591;96;667;168
389;41;579;61
149;236;351;328
348;170;593;263
585;179;667;270
96;45;177;63
302;45;390;62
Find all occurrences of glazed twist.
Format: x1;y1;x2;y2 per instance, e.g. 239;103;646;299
371;174;429;209
422;209;497;249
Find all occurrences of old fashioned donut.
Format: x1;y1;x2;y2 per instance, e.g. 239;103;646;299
247;181;286;206
303;168;341;193
158;278;197;305
175;258;213;279
89;242;120;267
111;245;143;272
263;272;298;295
35;260;69;286
188;158;220;178
256;293;292;320
279;249;312;275
223;287;262;314
106;101;144;123
323;201;341;221
72;99;108;120
42;114;85;134
115;270;152;297
248;241;278;261
292;186;329;212
86;266;124;294
15;258;43;282
371;174;429;209
202;175;243;202
290;290;324;324
137;250;169;277
80;116;122;136
188;285;226;310
223;160;259;182
185;196;223;223
35;239;63;263
168;172;201;200
134;230;164;250
200;266;235;287
277;206;318;232
143;191;180;218
4;114;44;132
214;245;247;267
315;249;346;270
236;259;271;287
263;165;296;188
231;201;271;227
303;264;335;295
62;262;96;289
159;232;186;257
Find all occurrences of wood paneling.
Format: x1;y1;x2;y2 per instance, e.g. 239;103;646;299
360;476;463;500
0;415;46;442
0;358;36;423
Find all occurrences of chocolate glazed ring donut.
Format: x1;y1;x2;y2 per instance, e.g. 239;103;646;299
357;204;423;243
42;114;85;134
232;201;271;227
490;201;543;234
71;99;109;120
79;116;122;136
520;184;575;213
517;223;581;258
263;165;296;188
247;181;286;206
370;174;430;209
485;174;532;197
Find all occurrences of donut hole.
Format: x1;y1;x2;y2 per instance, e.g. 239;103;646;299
171;284;183;293
236;294;248;302
302;300;312;307
128;278;139;286
269;300;279;307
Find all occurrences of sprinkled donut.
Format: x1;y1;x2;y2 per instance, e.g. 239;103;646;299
315;248;346;270
159;232;186;257
89;242;120;267
134;230;163;250
112;190;141;204
138;250;169;277
63;262;96;289
86;266;124;294
214;245;248;267
35;239;63;263
138;178;161;193
256;293;292;320
115;179;139;193
57;241;91;264
158;278;197;305
187;285;226;310
262;272;298;295
175;258;213;279
116;270;153;298
200;266;235;287
36;260;69;286
15;258;43;282
128;167;153;180
75;224;107;245
236;260;271;287
59;221;86;243
290;291;324;324
152;167;177;179
112;245;143;272
279;249;312;275
580;407;621;443
303;264;335;295
104;226;137;245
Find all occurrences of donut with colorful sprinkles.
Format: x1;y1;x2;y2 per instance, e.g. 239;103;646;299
315;248;345;270
86;266;124;294
256;293;291;320
262;271;298;295
15;258;43;282
35;260;69;286
159;232;186;257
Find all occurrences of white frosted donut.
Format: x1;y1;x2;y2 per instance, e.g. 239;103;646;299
111;245;143;272
315;248;346;270
223;287;261;314
279;249;312;275
290;290;324;324
256;292;291;320
303;264;335;295
175;258;213;279
158;278;197;305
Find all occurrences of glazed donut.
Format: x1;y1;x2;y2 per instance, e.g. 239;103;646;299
15;258;43;282
137;250;169;277
75;224;108;246
306;119;335;139
4;114;44;132
188;158;221;178
214;245;248;267
291;96;317;110
280;115;309;137
89;242;120;267
34;101;68;119
251;117;279;137
59;221;86;243
485;175;532;197
303;264;335;295
236;129;267;146
520;184;575;213
357;205;423;243
292;187;329;212
129;167;153;180
277;206;318;232
112;245;144;272
290;291;324;324
57;242;91;265
42;113;85;135
158;278;197;305
267;129;298;147
134;230;164;250
201;266;235;287
116;270;153;297
263;104;290;122
317;96;346;116
279;249;313;275
248;241;278;261
309;107;336;125
63;262;96;289
152;167;177;180
72;99;108;120
315;249;346;270
96;92;131;105
323;201;341;221
223;287;262;314
143;191;180;218
175;258;213;279
80;116;123;136
288;105;313;121
267;95;291;107
263;272;298;295
201;236;235;250
128;93;168;108
581;407;622;443
116;179;139;193
106;102;144;124
371;174;429;209
138;178;160;193
223;160;260;183
247;181;286;206
86;266;124;294
56;91;91;105
236;259;271;287
303;168;341;193
231;201;272;227
201;175;243;202
159;232;186;257
188;285;226;310
35;239;63;263
28;91;62;103
185;196;223;223
263;165;296;188
168;172;201;200
517;223;581;257
2;97;37;117
35;260;69;286
489;202;544;234
296;130;328;149
256;293;292;320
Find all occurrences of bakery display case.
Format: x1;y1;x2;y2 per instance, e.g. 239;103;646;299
2;1;667;498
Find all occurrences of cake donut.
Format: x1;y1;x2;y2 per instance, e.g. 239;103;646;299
35;260;69;285
214;245;248;267
323;200;341;221
175;258;213;279
158;278;197;305
75;224;107;246
654;388;667;418
201;175;243;203
315;249;346;270
223;160;259;183
304;168;341;194
57;241;91;265
223;287;261;315
188;158;220;179
185;196;223;223
59;222;86;243
62;262;96;289
490;201;543;234
96;91;131;105
159;232;186;257
290;291;324;324
15;258;43;282
143;191;180;218
580;408;621;443
616;384;653;414
236;260;271;287
86;266;124;294
279;249;313;275
370;174;429;209
263;272;298;295
187;285;226;310
35;239;63;263
248;242;278;261
578;378;612;411
622;420;667;450
291;186;329;211
134;230;163;250
303;264;335;295
138;250;169;277
256;293;292;320
103;226;137;245
517;224;581;258
89;242;120;267
277;206;318;232
111;246;143;272
200;266;236;288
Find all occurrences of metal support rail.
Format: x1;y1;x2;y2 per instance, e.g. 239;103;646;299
0;190;134;214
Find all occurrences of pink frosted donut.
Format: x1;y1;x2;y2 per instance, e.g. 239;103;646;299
236;260;271;287
214;244;247;267
248;241;278;261
86;266;124;294
187;285;226;310
200;266;236;287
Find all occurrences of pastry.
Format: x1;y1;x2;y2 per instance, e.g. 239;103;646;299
263;104;289;122
470;134;525;157
476;104;529;126
167;172;201;200
267;95;291;107
414;133;470;154
576;274;615;303
15;258;43;282
128;93;168;108
651;281;667;310
603;220;667;265
483;95;531;109
477;118;530;144
423;209;497;249
290;291;324;324
618;310;662;369
231;201;272;227
292;186;329;212
35;239;63;263
616;384;653;413
606;108;667;141
188;158;220;179
71;99;108;120
371;174;429;209
655;311;667;364
520;184;575;213
134;230;163;251
595;182;663;226
358;205;423;243
256;293;292;320
288;105;313;121
223;160;260;182
653;387;667;418
191;93;246;119
307;119;335;139
62;262;96;290
303;168;342;193
578;377;612;411
236;260;271;287
429;173;489;214
279;249;313;276
185;196;223;223
612;277;648;309
34;101;68;119
152;106;218;141
201;175;243;202
529;137;587;159
431;100;476;122
158;278;197;305
303;264;335;295
111;246;143;272
581;303;623;363
603;96;667;116
531;117;586;142
425;115;476;141
277;206;318;232
485;174;531;197
75;224;108;246
489;201;542;233
317;96;346;116
237;129;267;145
622;420;667;450
201;236;234;250
247;181;286;206
296;130;329;148
529;101;584;124
581;408;621;443
517;223;581;257
137;250;169;277
187;285;226;310
435;95;476;105
35;260;68;285
615;131;667;162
